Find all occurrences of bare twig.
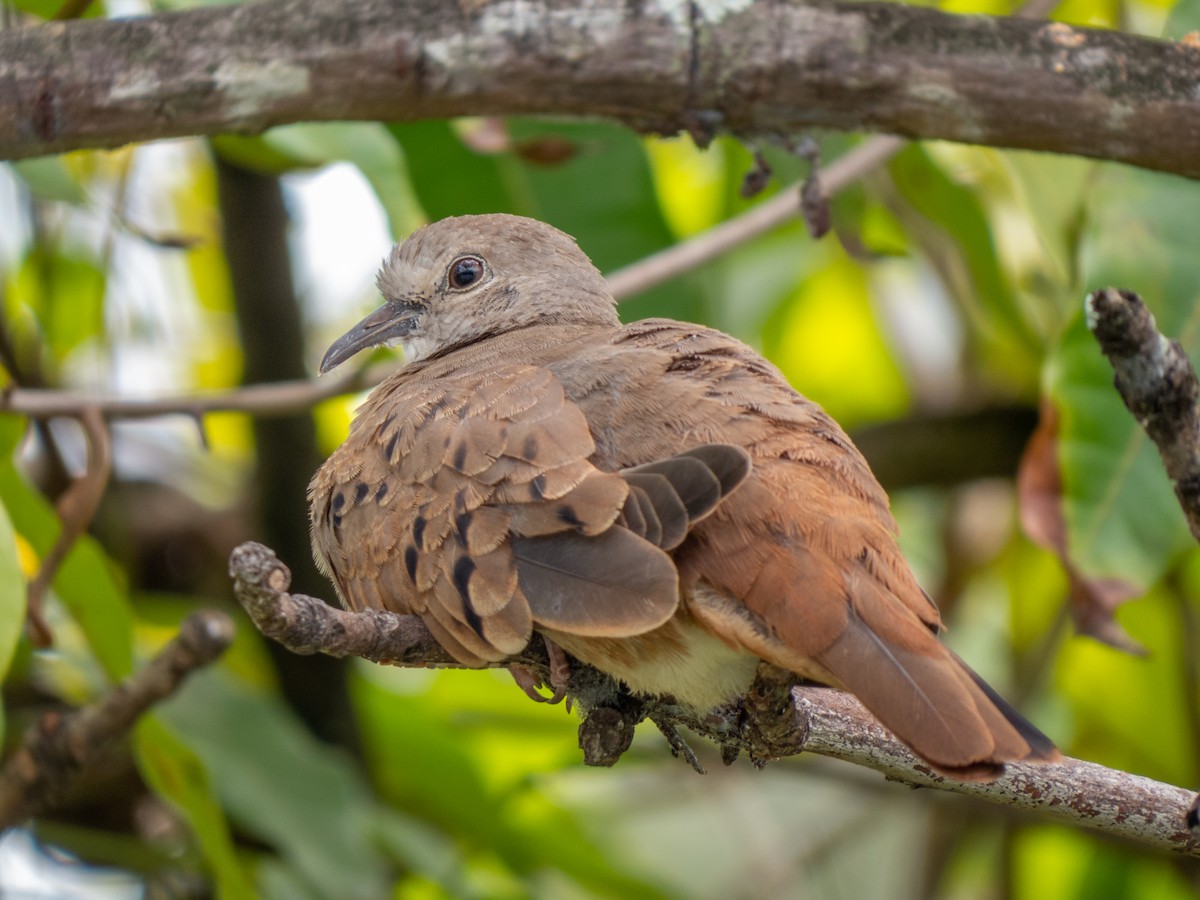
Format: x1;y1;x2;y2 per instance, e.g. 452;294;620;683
0;610;235;829
228;540;1200;858
0;362;390;421
602;0;1054;301
25;407;111;647
607;137;905;300
1085;288;1200;543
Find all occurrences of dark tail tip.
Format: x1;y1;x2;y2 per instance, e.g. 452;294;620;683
963;662;1061;763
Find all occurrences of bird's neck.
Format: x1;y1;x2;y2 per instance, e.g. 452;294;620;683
398;321;617;380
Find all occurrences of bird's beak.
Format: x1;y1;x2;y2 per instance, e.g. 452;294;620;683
320;301;422;374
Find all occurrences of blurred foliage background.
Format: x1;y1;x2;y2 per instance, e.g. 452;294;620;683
2;0;1200;896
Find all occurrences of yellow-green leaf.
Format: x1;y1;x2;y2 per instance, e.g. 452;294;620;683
135;715;257;900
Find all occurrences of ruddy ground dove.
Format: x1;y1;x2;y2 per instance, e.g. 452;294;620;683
309;213;1058;780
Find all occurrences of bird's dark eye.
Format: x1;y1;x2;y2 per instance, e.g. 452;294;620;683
448;256;485;290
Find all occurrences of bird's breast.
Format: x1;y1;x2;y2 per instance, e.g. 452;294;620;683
542;598;762;711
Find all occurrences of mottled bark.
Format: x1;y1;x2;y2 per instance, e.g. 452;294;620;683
1087;288;1200;543
2;0;1200;178
0;611;234;829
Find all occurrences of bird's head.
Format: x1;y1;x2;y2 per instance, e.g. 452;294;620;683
320;214;618;372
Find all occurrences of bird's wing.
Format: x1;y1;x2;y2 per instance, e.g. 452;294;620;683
569;321;1058;777
310;362;748;666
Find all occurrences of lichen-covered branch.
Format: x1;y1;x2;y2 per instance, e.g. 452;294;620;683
228;541;1200;858
3;0;1200;178
0;610;235;829
1086;288;1200;543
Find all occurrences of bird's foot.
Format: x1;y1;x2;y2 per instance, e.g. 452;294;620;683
508;635;570;705
735;664;805;767
650;715;706;775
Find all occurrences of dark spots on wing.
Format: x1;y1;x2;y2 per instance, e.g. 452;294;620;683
666;355;703;373
452;555;475;600
412;515;427;549
455;511;472;539
331;493;346;512
531;473;547;499
375;482;389;502
556;504;583;529
462;601;485;638
452;441;468;470
384;433;399;460
354;482;370;504
452;556;485;637
522;433;539;459
404;545;418;580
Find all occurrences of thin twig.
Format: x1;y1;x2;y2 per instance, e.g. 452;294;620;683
0;362;389;421
1085;288;1200;543
0;610;235;829
228;540;1200;858
607;136;906;300
606;0;1059;301
25;408;111;647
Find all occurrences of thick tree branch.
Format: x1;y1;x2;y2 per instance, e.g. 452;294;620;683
0;610;235;829
3;0;1200;179
229;541;1200;858
1086;288;1200;543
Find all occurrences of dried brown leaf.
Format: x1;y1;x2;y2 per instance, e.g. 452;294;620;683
1016;401;1145;654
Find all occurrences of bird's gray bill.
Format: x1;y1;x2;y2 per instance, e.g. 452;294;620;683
320;302;420;373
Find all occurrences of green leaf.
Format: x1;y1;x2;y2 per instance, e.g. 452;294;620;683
390;118;706;323
12;157;89;205
1055;579;1196;781
214;122;425;237
889;145;1039;381
0;415;27;743
157;671;392;900
9;248;106;363
1048;166;1200;590
1164;0;1200;39
0;499;26;744
1015;824;1197;900
762;244;910;428
0;453;134;679
353;668;667;898
3;0;105;18
387;120;518;221
134;715;258;900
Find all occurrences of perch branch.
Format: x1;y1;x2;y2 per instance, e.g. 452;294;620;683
0;362;390;420
229;540;1200;858
1085;288;1200;543
3;0;1200;179
0;610;235;829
